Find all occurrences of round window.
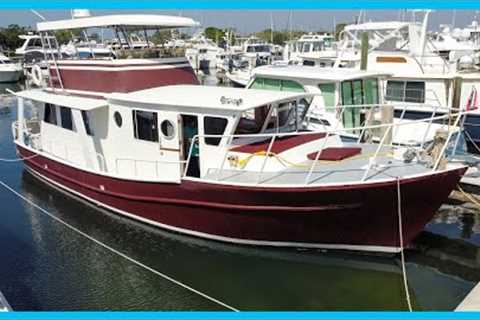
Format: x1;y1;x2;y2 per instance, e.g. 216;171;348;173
114;111;122;127
161;120;175;139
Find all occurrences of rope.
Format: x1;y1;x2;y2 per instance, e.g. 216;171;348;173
464;130;480;154
457;184;480;210
234;150;394;169
0;178;239;312
0;154;39;162
396;177;413;312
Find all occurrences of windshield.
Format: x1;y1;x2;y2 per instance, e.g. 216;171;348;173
247;45;271;53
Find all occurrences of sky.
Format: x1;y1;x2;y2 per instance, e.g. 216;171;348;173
0;10;479;34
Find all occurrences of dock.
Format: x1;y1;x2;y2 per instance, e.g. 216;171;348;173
0;290;11;311
456;282;480;311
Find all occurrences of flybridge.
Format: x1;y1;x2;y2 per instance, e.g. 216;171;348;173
33;13;201;95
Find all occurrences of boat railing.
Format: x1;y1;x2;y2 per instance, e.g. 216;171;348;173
185;110;470;185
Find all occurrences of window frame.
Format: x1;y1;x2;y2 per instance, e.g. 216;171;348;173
386;80;425;103
132;110;159;143
59;106;74;131
43;103;57;125
203;116;228;146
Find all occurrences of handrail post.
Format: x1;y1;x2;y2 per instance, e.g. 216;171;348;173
305;104;348;185
183;135;197;178
432;111;464;171
257;135;276;185
420;103;438;149
357;104;377;143
216;135;233;181
361;124;393;182
392;103;407;143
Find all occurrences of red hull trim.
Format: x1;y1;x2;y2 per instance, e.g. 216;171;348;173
17;145;466;252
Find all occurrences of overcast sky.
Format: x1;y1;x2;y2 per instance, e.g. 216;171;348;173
0;10;479;34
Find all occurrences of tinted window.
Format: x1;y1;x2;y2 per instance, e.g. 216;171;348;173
43;103;57;125
250;77;305;93
204;117;228;146
133;110;158;142
318;83;336;112
302;60;315;66
160;120;175;139
60;107;74;131
386;81;425;103
81;110;93;135
405;81;425;103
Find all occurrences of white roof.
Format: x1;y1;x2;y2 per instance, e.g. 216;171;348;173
107;85;313;112
13;89;107;111
253;65;391;82
345;21;412;32
37;14;199;32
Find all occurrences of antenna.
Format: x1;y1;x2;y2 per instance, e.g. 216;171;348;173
270;12;274;43
30;10;46;21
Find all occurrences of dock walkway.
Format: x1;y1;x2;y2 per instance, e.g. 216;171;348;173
0;290;11;311
456;282;480;311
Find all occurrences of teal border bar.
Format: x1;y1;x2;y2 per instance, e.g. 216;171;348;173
2;312;480;319
0;0;480;9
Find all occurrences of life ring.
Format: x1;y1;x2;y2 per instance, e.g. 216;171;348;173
31;64;44;87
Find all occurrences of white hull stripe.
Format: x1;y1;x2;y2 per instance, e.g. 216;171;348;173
25;166;401;254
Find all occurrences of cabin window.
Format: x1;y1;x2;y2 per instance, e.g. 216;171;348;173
341;81;353;105
160;120;175;140
204;117;228;146
250;77;305;93
386;80;425;103
302;60;315;67
114;111;123;127
81;111;93;136
318;83;336;112
363;79;379;105
341;79;379;106
43;103;57;125
59;107;74;131
341;81;360;129
132;110;158;142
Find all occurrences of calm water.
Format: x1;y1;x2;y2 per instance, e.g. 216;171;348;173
0;78;479;311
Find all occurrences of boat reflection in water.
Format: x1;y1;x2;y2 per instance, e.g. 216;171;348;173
8;169;474;311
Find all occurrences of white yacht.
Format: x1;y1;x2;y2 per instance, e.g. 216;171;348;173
283;33;337;65
0;52;22;83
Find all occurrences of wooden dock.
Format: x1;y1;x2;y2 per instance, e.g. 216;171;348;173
456;282;480;311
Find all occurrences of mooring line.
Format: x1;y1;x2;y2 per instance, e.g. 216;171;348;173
396;177;413;312
0;178;239;312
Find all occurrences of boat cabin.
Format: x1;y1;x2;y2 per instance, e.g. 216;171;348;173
248;65;391;131
14;85;314;183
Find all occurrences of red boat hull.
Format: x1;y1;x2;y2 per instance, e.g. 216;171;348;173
17;145;465;253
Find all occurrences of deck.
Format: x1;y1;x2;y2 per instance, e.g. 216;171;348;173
203;144;432;186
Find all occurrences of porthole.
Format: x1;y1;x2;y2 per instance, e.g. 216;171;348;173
114;111;122;127
160;120;175;139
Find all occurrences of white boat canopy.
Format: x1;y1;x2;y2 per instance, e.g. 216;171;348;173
37;14;200;32
107;85;314;113
12;89;107;111
344;21;413;32
253;65;392;82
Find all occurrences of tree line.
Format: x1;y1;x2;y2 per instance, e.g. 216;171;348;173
0;23;349;54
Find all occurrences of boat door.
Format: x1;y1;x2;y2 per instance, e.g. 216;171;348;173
158;111;183;182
